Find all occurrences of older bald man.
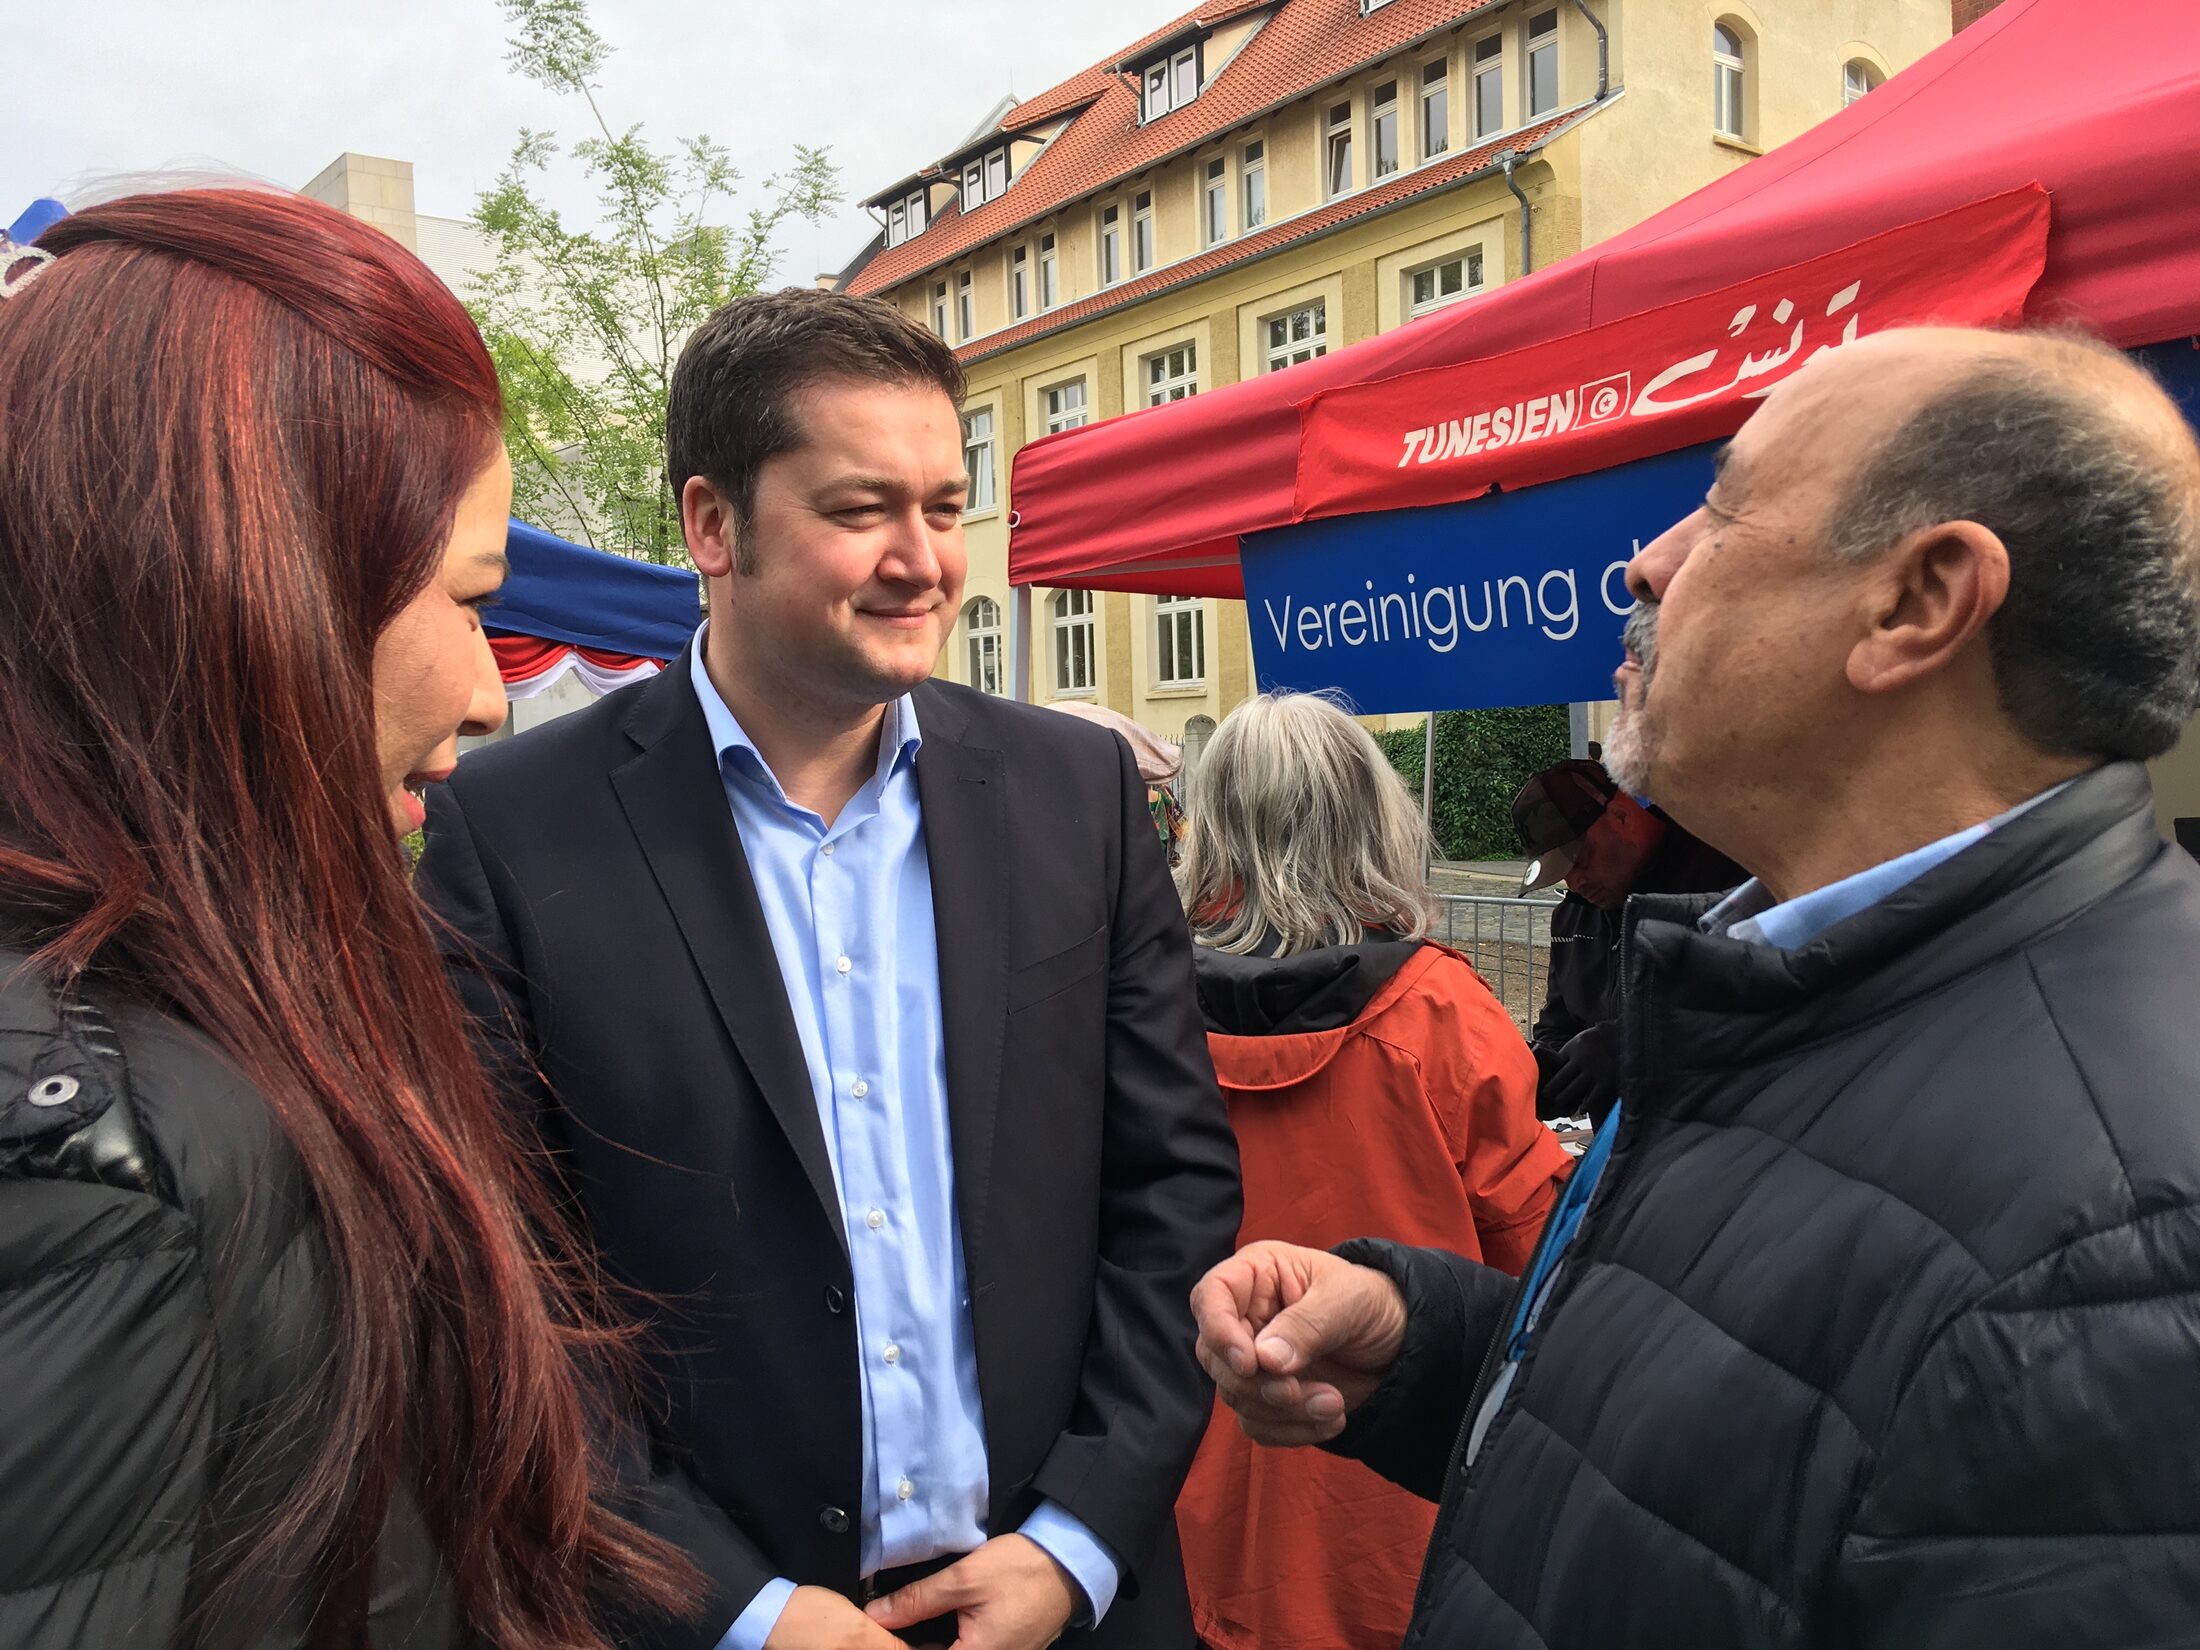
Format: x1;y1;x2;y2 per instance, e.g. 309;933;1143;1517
1192;327;2200;1650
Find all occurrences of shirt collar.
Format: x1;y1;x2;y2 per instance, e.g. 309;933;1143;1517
686;625;922;805
1702;779;2075;951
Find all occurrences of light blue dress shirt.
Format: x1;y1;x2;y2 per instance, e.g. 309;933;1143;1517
1700;780;2072;948
689;642;1119;1650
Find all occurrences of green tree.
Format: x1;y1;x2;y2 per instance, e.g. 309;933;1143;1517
470;0;840;563
1374;705;1571;861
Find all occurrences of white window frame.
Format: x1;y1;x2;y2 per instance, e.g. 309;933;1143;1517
1145;342;1198;406
985;149;1008;199
1154;595;1206;688
1324;100;1355;200
1043;378;1089;434
1473;33;1505;138
1038;233;1059;308
929;280;949;338
1009;245;1029;320
954;270;974;341
1526;9;1559;120
1098;203;1123;286
1203;156;1229;246
1843;59;1881;106
1264;299;1328;372
962;407;996;514
1714;24;1746;139
886;189;928;248
1132;189;1155;274
1052;588;1096;694
1242;139;1267;228
1141;43;1202;121
1407;249;1485;318
1420;58;1451;160
1371;80;1401;179
965;597;1004;695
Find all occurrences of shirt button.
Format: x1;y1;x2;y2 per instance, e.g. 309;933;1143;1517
835;955;852;974
820;842;835;857
865;1208;885;1230
851;1079;870;1099
896;1478;915;1502
882;1343;901;1365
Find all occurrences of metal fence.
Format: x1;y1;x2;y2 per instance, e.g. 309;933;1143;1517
1432;893;1559;1034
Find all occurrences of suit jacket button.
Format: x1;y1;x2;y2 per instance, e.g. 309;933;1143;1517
818;1505;851;1535
824;1285;847;1314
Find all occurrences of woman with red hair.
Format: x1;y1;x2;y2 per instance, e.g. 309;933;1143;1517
0;191;693;1646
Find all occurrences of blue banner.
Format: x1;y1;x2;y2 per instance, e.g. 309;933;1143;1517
495;519;703;658
1240;442;1717;715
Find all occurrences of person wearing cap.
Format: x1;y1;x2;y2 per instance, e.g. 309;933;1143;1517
1047;701;1189;862
1513;759;1740;1125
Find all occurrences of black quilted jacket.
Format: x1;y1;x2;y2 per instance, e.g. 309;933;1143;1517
1335;761;2200;1648
0;951;463;1648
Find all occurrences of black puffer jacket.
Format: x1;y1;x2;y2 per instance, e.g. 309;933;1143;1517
0;950;463;1648
1336;763;2200;1647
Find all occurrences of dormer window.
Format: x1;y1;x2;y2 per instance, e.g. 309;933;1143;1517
960;146;1017;210
1141;43;1202;121
884;189;928;249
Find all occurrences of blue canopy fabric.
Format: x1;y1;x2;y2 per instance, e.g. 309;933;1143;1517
494;519;701;659
6;199;66;244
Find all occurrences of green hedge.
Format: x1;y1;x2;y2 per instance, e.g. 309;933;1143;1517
1373;705;1572;861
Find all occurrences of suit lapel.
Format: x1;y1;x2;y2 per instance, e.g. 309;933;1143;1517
611;654;846;1252
914;685;1008;1265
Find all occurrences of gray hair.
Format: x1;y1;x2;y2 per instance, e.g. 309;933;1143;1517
1829;333;2200;761
1176;692;1434;955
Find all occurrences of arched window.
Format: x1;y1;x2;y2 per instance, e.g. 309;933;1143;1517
1181;714;1217;775
1051;588;1095;693
1713;23;1747;140
1843;59;1883;106
964;597;1003;696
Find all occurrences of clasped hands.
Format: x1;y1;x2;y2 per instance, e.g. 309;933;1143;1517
760;1240;1404;1649
764;1532;1074;1650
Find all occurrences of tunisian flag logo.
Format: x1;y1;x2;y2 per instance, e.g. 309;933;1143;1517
1294;186;2051;522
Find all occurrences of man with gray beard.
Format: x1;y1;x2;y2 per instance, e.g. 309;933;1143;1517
1191;325;2200;1648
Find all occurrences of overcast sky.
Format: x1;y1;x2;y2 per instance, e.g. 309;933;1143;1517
4;0;1189;280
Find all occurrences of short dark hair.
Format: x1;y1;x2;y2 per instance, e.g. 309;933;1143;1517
1829;342;2200;762
667;288;967;568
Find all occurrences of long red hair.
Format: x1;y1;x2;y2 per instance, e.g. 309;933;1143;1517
0;189;691;1646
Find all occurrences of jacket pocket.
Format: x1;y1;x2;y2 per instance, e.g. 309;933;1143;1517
1006;924;1109;1013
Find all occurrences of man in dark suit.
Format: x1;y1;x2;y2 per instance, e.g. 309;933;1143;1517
416;290;1241;1650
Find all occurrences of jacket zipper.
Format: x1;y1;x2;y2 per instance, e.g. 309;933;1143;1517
1402;903;1650;1639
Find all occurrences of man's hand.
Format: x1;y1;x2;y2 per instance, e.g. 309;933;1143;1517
765;1585;913;1649
863;1534;1075;1650
1190;1240;1409;1446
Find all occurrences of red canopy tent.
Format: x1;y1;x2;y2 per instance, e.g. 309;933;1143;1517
1006;0;2200;602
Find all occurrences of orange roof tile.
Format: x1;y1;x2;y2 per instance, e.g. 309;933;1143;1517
848;0;1505;297
946;107;1579;363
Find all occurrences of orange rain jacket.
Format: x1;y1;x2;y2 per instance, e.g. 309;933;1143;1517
1179;941;1571;1650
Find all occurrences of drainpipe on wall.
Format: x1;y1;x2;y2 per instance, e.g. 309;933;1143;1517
1571;0;1609;100
1500;148;1532;276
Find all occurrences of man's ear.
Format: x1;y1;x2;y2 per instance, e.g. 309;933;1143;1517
1846;519;2011;698
682;476;739;579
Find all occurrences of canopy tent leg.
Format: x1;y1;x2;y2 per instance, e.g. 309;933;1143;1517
1009;585;1035;703
1570;702;1591;759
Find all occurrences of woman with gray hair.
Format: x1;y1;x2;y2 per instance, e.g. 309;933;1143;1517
1173;692;1569;1650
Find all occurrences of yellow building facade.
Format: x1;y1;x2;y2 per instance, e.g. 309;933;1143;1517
842;0;1952;759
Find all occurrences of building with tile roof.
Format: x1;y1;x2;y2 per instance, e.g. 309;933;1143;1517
837;0;1953;753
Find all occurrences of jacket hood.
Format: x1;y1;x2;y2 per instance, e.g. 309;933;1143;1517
1194;933;1423;1038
